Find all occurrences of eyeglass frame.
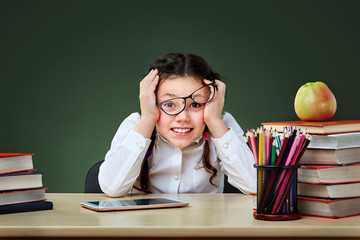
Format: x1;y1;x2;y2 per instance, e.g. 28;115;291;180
156;81;218;116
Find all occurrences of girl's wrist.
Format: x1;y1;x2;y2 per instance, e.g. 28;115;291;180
206;118;229;138
134;117;157;138
141;113;158;124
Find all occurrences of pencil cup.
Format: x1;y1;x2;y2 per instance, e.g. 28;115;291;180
253;164;301;220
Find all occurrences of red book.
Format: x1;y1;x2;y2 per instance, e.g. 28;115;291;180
298;164;360;184
0;153;35;175
300;147;360;165
298;196;360;218
298;182;360;199
262;120;360;135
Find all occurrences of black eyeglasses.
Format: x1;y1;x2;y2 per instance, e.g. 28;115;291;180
157;81;217;116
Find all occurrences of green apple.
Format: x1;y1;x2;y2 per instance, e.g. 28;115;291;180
294;81;337;121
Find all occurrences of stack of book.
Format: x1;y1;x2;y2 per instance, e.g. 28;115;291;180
262;120;360;218
0;153;53;214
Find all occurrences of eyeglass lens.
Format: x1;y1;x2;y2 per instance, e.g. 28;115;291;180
160;84;214;115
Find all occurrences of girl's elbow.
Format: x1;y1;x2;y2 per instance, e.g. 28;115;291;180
99;182;128;198
105;191;126;198
98;177;131;197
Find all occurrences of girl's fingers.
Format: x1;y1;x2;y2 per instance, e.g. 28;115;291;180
141;69;159;90
214;79;225;93
204;79;212;84
151;69;159;82
150;75;160;91
204;79;225;96
203;79;215;99
204;79;223;88
148;68;158;80
143;69;157;81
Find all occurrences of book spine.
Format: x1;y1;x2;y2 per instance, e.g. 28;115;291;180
0;201;53;214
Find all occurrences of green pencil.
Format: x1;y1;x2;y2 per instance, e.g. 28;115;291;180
271;139;277;165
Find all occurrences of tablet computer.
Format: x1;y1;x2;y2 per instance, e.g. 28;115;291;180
80;197;189;211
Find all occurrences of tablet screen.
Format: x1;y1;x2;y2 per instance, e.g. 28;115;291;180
80;197;189;211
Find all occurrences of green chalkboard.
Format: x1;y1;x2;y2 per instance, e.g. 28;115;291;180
1;0;360;192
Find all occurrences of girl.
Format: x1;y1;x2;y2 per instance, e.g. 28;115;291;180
99;53;256;197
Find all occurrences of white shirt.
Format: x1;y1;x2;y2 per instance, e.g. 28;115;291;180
99;112;256;197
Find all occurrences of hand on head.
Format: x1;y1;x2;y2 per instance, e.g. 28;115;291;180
138;68;160;124
203;79;225;126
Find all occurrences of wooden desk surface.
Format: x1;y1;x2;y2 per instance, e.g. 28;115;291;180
1;193;360;239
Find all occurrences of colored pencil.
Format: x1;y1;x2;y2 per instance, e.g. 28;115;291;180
246;126;311;216
271;139;277;166
248;131;258;165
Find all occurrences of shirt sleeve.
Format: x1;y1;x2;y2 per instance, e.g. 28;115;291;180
98;112;152;197
212;112;257;194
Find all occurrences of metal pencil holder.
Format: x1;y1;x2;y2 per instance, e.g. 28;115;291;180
253;164;301;221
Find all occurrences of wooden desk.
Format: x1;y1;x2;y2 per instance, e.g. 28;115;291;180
1;193;360;239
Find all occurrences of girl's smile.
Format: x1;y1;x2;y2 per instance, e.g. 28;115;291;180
171;127;193;135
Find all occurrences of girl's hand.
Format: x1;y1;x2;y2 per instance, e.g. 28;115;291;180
135;69;160;138
139;68;160;123
203;79;229;138
203;79;225;124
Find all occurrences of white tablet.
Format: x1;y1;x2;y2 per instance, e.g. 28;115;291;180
80;197;189;212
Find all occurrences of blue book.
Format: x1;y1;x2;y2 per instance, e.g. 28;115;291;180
0;200;53;214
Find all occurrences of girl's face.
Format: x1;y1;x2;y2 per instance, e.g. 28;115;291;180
156;76;206;148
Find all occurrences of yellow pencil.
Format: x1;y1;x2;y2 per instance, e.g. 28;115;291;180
257;128;263;205
258;128;263;165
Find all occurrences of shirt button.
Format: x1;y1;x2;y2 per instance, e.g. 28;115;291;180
137;142;143;149
223;143;229;149
174;174;180;180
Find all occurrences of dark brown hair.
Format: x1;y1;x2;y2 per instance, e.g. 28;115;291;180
137;53;221;192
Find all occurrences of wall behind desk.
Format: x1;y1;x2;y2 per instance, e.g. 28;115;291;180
1;0;360;193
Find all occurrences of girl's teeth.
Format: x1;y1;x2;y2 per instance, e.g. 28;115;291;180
173;128;190;133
